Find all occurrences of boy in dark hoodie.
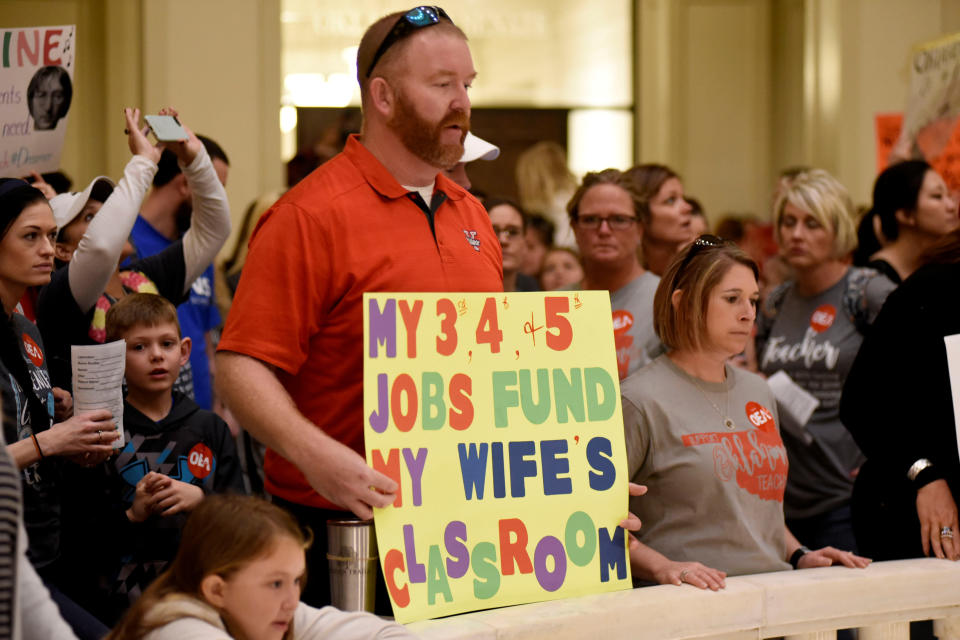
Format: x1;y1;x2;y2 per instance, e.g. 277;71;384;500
63;293;244;624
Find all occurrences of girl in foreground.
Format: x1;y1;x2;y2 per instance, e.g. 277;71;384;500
109;494;414;640
622;236;870;589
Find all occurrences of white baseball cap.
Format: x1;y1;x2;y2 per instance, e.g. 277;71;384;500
49;176;115;231
460;132;500;163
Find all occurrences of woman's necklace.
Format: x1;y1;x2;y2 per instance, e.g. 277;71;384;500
688;376;737;431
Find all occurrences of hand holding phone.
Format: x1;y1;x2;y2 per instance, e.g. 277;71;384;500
144;114;189;142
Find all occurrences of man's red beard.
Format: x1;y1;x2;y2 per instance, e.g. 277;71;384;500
389;89;469;169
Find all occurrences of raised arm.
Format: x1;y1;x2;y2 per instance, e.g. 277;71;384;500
67;108;160;312
167;121;231;291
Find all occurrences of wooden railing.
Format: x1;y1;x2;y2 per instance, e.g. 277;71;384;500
407;558;960;639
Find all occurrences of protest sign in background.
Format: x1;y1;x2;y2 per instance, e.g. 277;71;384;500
364;291;631;623
0;25;75;177
876;112;960;192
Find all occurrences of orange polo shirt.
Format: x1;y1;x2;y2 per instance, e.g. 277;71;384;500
218;135;503;509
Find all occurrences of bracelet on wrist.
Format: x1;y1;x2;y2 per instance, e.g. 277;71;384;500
907;458;932;482
912;465;943;490
789;545;811;569
30;433;44;459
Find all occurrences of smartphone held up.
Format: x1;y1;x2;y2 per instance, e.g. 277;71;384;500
143;114;188;142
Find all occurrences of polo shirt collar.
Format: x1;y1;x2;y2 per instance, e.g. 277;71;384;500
345;134;470;202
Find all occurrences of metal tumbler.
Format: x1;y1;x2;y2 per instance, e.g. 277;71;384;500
326;519;378;612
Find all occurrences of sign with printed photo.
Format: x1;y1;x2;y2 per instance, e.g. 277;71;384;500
0;25;76;177
363;291;631;623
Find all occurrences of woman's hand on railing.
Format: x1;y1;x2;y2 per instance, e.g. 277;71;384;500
655;561;727;591
917;479;959;561
797;546;871;569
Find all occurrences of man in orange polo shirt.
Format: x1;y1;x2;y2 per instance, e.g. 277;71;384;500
215;7;502;608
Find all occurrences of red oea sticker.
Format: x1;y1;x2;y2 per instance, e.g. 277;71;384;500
187;443;213;479
745;401;776;433
22;334;43;367
809;304;836;333
612;310;634;335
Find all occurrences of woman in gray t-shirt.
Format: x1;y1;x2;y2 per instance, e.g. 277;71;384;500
756;169;894;555
623;236;870;590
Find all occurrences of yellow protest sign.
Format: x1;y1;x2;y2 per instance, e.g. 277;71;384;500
363;291;631;623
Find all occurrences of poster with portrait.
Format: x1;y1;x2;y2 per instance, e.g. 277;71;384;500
0;25;76;178
364;291;632;623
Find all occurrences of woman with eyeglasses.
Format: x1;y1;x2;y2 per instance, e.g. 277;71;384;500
623;237;869;589
485;198;538;292
568;169;663;380
625;164;696;277
755;169;895;558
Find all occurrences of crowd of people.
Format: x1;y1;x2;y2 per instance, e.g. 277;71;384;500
0;4;957;640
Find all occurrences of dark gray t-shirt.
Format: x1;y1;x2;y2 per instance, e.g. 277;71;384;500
756;267;894;519
623;355;790;576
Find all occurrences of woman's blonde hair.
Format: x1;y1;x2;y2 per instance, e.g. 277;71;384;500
108;495;311;640
772;169;857;258
516;141;577;215
654;237;759;352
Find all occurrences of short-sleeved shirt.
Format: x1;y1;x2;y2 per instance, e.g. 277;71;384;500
218;135;503;509
622;355;790;576
756;267;894;519
611;272;663;379
129;217;220;409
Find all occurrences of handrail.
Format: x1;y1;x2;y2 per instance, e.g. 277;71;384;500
407;558;960;640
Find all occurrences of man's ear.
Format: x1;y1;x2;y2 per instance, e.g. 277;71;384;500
179;336;192;366
200;574;227;609
368;77;397;119
173;173;190;202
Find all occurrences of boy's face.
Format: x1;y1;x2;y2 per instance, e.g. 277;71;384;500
122;322;191;395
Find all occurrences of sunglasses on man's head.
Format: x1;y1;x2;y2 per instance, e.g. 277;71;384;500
672;234;728;289
365;6;453;78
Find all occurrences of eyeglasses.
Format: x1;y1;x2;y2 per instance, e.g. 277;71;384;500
493;225;523;240
672;234;726;289
575;214;638;230
365;6;453;78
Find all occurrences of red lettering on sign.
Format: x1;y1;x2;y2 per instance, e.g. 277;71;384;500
43;29;63;66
